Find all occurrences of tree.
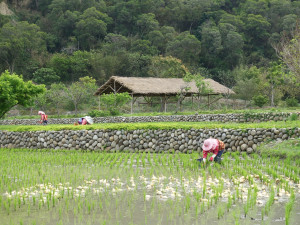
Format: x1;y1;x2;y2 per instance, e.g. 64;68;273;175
0;15;10;28
64;76;97;115
264;63;284;107
103;33;128;55
48;53;72;82
147;26;176;54
183;72;212;110
75;7;112;50
166;31;201;65
136;13;159;38
184;72;211;95
0;71;45;118
31;91;50;114
47;83;66;116
147;56;189;78
118;52;152;77
219;23;244;69
233;66;261;102
199;20;223;68
273;24;300;86
100;92;132;115
55;10;79;40
32;68;60;86
130;39;158;56
0;21;47;74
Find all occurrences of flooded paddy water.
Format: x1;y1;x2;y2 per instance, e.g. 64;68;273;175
0;148;299;225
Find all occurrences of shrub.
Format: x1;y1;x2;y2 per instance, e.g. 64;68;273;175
289;113;299;121
109;109;121;116
88;110;110;117
286;98;298;107
101;92;132;115
252;95;268;108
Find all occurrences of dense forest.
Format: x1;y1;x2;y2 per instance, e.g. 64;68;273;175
0;0;299;111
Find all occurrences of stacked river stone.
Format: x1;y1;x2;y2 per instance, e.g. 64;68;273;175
0;112;298;125
1;128;299;153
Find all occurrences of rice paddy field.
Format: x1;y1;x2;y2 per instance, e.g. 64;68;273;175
0;146;299;225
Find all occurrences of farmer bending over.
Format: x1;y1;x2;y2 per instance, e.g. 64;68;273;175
38;111;48;125
199;138;225;164
74;116;93;125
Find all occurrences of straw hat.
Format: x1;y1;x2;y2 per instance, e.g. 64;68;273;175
38;111;45;115
202;139;215;151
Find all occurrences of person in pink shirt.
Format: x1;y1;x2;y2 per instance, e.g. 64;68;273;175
197;138;225;164
77;117;88;125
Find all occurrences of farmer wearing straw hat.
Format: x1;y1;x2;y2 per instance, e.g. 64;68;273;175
38;111;48;125
75;116;94;125
197;138;225;164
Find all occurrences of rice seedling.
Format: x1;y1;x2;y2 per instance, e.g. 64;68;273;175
0;148;299;225
285;190;295;225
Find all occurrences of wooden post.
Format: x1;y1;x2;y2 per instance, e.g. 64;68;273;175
164;95;167;112
98;96;101;111
131;93;134;114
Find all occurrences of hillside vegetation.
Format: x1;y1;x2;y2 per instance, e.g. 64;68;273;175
0;0;299;115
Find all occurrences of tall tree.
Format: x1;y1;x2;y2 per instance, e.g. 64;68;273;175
75;7;112;49
136;13;159;38
166;31;201;65
48;83;67;116
147;56;189;78
0;21;46;74
264;63;284;107
273;24;300;86
32;68;60;86
64;76;97;114
0;71;45;118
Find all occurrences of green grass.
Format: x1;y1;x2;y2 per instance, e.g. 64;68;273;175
2;114;86;120
0;120;299;132
2;107;299;120
123;107;300;117
258;138;300;159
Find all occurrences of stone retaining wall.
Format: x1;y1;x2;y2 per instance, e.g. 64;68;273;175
1;128;299;153
0;112;298;125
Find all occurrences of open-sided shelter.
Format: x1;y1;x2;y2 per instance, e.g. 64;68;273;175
94;76;235;113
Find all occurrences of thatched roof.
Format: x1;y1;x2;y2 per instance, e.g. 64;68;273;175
94;76;235;96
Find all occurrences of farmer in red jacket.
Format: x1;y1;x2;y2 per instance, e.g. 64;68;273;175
38;111;48;125
197;138;225;164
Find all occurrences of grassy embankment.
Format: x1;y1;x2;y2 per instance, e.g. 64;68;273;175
258;138;300;159
0;120;299;132
2;107;299;120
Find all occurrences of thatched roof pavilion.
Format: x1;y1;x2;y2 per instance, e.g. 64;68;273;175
94;76;235;113
95;76;234;96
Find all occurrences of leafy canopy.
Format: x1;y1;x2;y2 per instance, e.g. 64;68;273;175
0;70;45;118
100;92;132;115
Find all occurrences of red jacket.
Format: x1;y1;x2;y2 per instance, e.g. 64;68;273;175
203;139;219;159
41;114;48;121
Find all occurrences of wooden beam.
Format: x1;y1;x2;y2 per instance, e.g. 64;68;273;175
113;80;116;94
98;96;101;111
130;94;138;114
116;85;124;93
131;93;133;114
